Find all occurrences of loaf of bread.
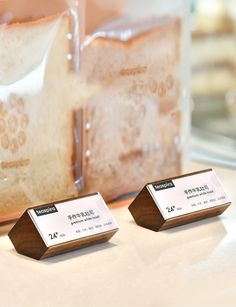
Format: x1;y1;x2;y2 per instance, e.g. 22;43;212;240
0;13;87;222
0;9;184;221
79;17;183;200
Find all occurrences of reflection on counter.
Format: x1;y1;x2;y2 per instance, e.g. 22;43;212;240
129;216;227;266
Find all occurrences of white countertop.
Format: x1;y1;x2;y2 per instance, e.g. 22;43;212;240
0;163;236;307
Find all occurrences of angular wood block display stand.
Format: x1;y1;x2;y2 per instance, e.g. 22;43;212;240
129;169;231;231
9;193;119;260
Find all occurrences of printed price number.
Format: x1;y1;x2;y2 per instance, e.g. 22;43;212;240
49;232;58;240
166;206;175;213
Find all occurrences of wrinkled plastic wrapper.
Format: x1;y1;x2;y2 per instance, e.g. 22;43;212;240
78;0;190;200
0;0;190;224
0;0;84;223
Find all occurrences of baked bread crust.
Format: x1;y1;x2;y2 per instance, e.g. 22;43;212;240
0;13;184;221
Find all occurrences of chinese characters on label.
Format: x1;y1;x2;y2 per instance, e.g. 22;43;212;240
184;185;209;195
147;170;231;220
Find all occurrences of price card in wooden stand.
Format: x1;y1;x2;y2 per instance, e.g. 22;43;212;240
129;169;231;231
9;193;119;260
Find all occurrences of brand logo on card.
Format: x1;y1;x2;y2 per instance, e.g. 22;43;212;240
34;205;58;217
153;180;175;191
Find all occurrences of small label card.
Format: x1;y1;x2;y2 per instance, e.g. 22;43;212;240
28;193;118;247
9;193;119;260
129;169;231;231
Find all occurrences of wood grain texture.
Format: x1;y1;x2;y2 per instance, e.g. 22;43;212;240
8;211;48;260
129;187;166;232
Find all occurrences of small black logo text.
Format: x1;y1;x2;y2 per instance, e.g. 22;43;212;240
34;205;58;217
153;180;175;191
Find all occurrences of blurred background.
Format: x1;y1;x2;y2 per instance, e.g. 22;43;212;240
190;0;236;168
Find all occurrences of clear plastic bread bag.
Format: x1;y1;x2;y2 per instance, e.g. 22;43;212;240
0;0;86;223
0;0;190;225
77;0;190;201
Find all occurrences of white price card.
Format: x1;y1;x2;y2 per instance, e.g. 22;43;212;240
147;170;231;220
28;193;119;247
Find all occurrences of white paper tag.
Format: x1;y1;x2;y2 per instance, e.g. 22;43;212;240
28;193;119;247
147;170;231;220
